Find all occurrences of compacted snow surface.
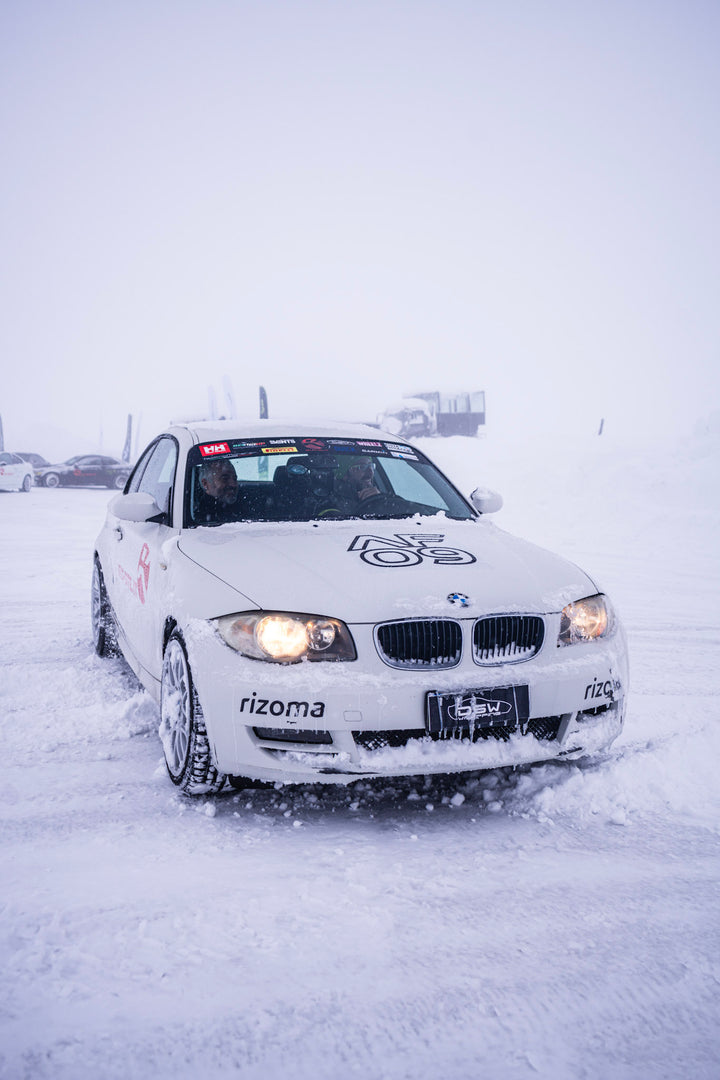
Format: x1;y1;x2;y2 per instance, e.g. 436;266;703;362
2;426;719;1080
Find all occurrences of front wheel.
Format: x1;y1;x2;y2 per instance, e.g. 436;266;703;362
160;632;226;796
91;559;118;657
21;474;32;492
44;473;60;488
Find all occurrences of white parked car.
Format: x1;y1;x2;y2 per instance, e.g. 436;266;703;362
0;451;34;492
92;421;629;794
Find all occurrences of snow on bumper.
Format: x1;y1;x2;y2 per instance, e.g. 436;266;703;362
184;619;629;785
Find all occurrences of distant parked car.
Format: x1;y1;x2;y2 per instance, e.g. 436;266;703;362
0;452;34;492
16;453;51;471
37;455;131;490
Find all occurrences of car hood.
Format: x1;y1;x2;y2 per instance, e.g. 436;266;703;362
176;518;598;621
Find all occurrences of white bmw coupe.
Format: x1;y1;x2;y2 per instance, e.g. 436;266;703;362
92;420;628;794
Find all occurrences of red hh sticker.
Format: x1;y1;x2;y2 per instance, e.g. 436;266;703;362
199;442;230;456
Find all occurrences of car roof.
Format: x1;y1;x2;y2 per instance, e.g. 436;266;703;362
164;418;407;446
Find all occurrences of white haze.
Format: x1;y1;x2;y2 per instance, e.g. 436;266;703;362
1;1;719;461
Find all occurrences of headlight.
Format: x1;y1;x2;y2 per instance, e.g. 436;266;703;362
214;611;356;663
558;594;614;647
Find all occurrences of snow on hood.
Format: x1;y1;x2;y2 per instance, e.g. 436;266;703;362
176;517;596;620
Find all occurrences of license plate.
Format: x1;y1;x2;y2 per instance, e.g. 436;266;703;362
426;685;529;734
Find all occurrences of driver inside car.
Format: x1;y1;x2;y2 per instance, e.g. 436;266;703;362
197;458;242;522
337;459;381;503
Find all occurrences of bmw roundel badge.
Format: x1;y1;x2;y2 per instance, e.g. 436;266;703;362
447;592;470;607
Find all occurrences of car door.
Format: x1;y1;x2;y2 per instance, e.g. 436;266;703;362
70;456;103;485
109;436;179;682
8;453;31;490
0;452;16;490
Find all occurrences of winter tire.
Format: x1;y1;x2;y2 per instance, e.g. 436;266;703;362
160;632;226;796
44;473;60;488
111;473;129;490
91;558;118;657
21;474;32;492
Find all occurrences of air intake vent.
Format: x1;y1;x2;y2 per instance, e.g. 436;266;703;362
472;615;545;665
375;619;462;669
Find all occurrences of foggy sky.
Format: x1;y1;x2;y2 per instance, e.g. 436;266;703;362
1;0;718;460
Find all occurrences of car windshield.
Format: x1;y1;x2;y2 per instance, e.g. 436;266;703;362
184;437;475;526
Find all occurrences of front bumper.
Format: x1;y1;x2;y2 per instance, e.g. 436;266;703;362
185;617;629;785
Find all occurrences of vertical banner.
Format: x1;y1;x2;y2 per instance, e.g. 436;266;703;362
222;375;236;419
122;415;133;462
259;385;268;419
0;413;4;452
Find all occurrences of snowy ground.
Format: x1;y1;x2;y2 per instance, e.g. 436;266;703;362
2;422;719;1080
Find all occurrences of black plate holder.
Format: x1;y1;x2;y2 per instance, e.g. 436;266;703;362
426;685;530;735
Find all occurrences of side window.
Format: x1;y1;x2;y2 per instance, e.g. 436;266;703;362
127;445;155;493
0;453;10;465
136;438;178;518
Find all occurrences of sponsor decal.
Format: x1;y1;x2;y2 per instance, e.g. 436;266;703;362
118;543;151;604
234;440;266;449
349;533;476;567
390;450;418;460
199;442;230;456
384;442;412;453
328;439;354;446
240;692;326;718
268;438;296;446
448;696;514;722
300;438;328;451
584;674;622;702
356;440;382;447
262;445;298;454
137;544;150;604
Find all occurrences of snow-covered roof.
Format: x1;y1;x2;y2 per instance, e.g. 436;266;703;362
166;417;405;445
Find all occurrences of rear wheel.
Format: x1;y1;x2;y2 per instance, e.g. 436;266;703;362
160;632;226;795
110;473;129;490
91;559;118;657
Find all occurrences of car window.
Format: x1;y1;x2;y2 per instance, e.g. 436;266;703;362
380;458;450;511
184;437;474;526
127;444;155;493
0;453;11;465
135;437;178;517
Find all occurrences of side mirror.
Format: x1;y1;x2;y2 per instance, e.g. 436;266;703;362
110;491;164;523
469;487;503;515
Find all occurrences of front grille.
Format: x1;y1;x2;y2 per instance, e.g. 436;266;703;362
375;619;462;669
472;615;545;665
353;716;563;751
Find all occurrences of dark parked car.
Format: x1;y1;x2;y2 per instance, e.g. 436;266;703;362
37;455;131;489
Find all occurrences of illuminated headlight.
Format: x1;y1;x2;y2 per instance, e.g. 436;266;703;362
558;594;614;647
214;611;356;663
